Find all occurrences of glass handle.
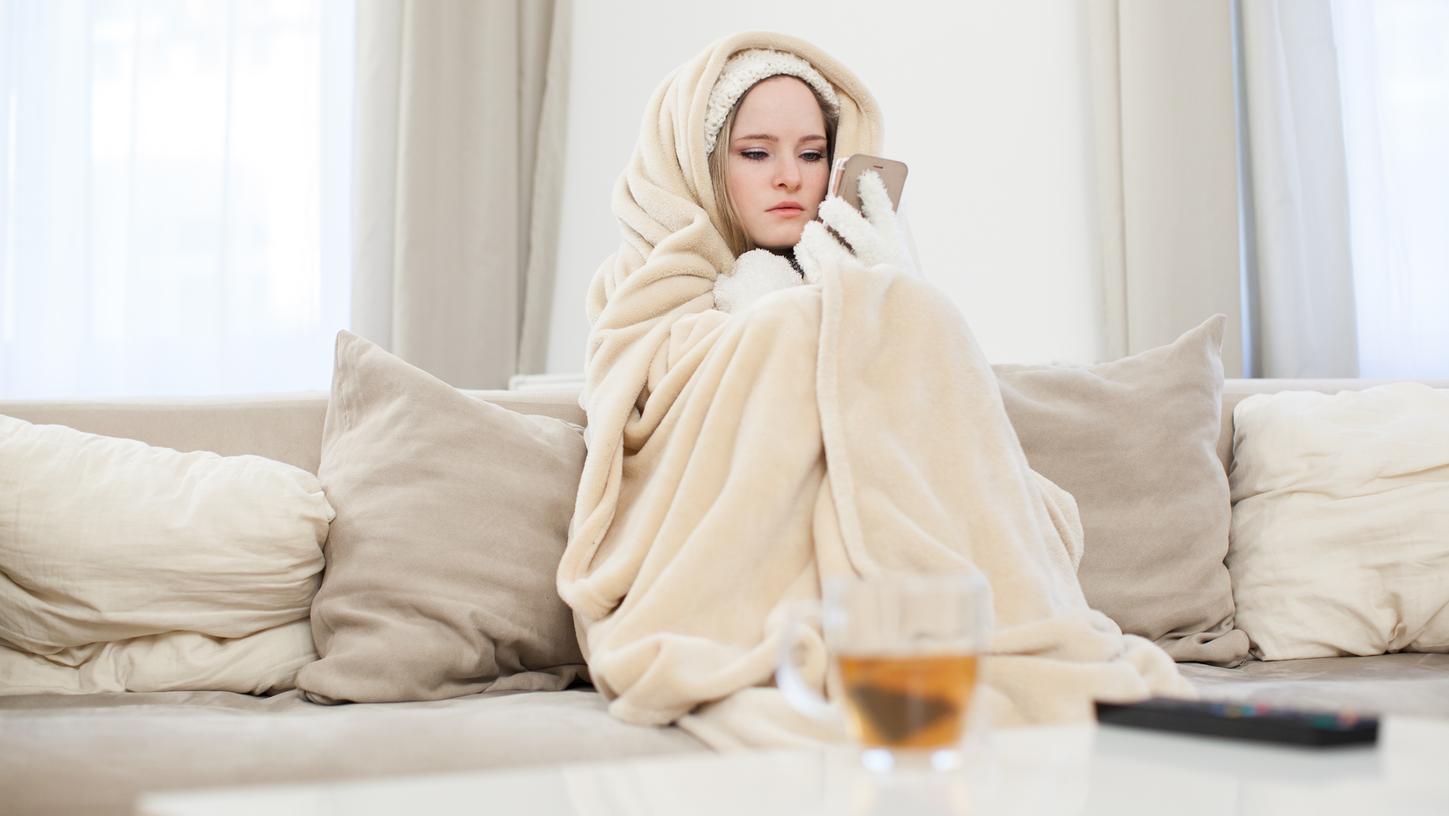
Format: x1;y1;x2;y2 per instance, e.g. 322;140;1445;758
774;602;841;724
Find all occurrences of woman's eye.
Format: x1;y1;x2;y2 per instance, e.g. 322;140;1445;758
738;149;823;162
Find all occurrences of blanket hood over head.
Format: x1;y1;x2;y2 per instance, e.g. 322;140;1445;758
591;30;880;315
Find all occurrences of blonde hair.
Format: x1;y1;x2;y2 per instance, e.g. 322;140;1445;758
709;80;839;259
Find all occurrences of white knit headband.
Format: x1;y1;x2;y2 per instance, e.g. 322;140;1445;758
703;48;841;156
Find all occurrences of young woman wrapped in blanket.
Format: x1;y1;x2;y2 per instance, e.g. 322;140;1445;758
559;31;1191;749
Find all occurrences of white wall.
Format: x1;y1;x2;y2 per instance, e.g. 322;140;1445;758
544;0;1112;374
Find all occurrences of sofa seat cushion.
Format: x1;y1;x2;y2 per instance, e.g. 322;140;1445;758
1179;653;1449;718
0;688;706;816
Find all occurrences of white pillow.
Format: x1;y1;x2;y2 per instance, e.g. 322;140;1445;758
0;621;316;695
0;414;332;694
1228;383;1449;660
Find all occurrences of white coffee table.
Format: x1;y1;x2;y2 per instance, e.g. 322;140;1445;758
136;716;1449;816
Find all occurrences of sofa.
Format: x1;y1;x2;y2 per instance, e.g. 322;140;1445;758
2;378;1448;816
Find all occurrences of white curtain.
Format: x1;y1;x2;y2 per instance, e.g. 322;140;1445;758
1334;0;1449;378
1240;0;1449;377
0;0;355;399
1086;0;1246;376
350;0;568;389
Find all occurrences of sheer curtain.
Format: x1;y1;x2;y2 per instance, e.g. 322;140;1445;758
0;0;354;399
1335;0;1449;377
1239;0;1449;377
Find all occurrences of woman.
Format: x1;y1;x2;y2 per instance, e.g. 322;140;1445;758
558;31;1188;748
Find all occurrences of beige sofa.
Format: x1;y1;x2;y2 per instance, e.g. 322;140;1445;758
2;380;1447;816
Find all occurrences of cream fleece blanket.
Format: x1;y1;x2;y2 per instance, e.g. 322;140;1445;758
558;31;1191;748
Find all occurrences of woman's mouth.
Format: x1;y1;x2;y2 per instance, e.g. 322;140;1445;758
768;205;804;217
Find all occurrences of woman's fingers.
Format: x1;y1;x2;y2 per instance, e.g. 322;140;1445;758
856;170;897;230
794;223;826;283
817;196;871;246
855;170;913;272
795;220;853;283
802;171;908;274
817;195;886;265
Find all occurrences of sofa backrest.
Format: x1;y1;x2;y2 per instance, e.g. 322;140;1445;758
4;379;1446;477
0;390;584;475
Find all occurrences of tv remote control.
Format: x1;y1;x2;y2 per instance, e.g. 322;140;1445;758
1094;697;1379;747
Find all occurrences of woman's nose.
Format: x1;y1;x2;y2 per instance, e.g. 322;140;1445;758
775;160;801;189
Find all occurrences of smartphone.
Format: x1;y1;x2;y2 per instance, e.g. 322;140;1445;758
828;154;908;213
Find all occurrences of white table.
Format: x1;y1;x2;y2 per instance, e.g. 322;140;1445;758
137;716;1449;816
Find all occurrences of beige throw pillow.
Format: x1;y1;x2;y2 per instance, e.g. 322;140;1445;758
0;415;331;694
297;332;588;704
993;315;1249;666
1229;383;1449;659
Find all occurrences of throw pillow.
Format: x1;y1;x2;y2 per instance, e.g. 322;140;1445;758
993;314;1249;666
296;332;588;704
0;415;331;693
1229;383;1449;659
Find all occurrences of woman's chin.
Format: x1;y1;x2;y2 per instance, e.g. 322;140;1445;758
753;230;804;253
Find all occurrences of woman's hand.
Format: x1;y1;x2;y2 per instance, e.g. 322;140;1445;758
713;248;803;314
794;169;916;282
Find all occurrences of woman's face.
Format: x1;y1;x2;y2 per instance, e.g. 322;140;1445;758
724;76;830;252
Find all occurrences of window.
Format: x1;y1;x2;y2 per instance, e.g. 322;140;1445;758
1;0;354;398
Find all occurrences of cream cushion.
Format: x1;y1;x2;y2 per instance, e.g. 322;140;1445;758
0;415;332;694
1229;383;1449;659
994;315;1249;666
296;332;588;704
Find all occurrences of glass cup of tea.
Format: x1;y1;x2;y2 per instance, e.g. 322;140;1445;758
777;572;993;773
